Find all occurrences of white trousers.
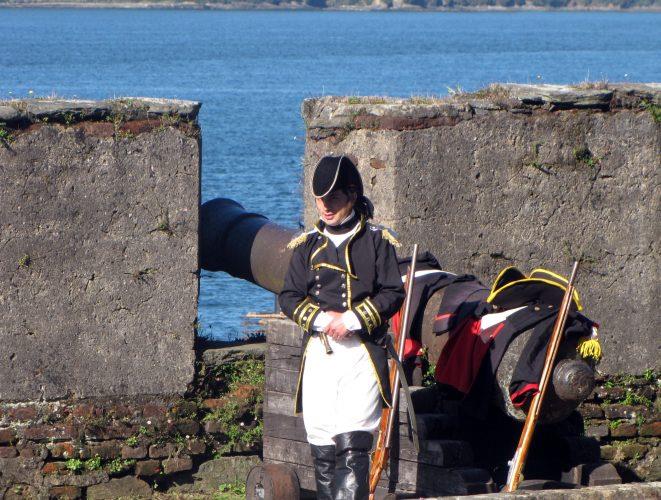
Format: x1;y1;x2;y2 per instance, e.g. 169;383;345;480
302;334;382;446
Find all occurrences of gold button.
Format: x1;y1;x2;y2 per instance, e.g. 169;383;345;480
534;306;540;311
341;293;346;298
315;275;320;280
315;291;320;296
342;302;347;307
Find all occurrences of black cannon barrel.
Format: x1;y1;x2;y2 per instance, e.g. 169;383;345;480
200;198;296;294
201;198;594;422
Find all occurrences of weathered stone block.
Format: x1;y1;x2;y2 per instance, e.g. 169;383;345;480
580;404;604;419
86;476;152;499
0;98;200;401
21;424;78;442
0;447;17;458
617;442;648;460
7;407;38;421
162;456;193;474
135;459;161;476
611;422;638;438
149;443;176;459
121;445;147;460
186;439;206;455
191;456;262;492
604;405;645;420
0;428;16;444
49;485;82;499
81;441;121;460
174;419;200;436
48;442;77;459
203;420;224;434
586;424;609;439
640;421;661;437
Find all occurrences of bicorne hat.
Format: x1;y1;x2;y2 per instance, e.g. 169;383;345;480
312;155;363;198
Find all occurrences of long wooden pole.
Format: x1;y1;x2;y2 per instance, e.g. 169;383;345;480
368;244;418;499
504;260;580;492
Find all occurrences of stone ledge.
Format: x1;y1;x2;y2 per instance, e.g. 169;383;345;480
435;481;661;498
0;97;201;127
302;83;661;132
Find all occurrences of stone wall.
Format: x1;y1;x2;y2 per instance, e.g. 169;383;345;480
0;341;266;499
0;98;200;400
301;83;660;375
581;373;660;482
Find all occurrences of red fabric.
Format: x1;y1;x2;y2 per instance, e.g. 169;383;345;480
510;383;539;407
403;339;422;360
391;311;422;360
434;312;454;321
435;318;493;394
392;310;401;337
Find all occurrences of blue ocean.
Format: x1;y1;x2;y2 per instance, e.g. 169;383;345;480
1;9;659;339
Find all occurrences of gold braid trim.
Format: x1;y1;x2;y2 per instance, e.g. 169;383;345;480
381;228;401;248
286;232;309;249
355;302;377;334
364;298;382;328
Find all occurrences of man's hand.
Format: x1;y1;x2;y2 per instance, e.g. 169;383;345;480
324;311;351;340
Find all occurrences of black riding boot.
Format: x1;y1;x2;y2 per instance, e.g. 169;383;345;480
311;444;336;500
333;431;373;500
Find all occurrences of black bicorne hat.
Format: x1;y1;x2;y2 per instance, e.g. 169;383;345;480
312;155;364;198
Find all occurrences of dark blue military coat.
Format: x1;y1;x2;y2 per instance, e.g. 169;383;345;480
278;215;405;414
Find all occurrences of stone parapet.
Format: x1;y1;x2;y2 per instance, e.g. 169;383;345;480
301;83;660;374
0;98;201;401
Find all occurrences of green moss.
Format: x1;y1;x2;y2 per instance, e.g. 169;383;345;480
65;458;84;473
18;254;31;269
621;389;652;408
641;100;661;123
125;435;139;447
573;147;600;168
0;122;14;145
213;482;246;500
84;455;102;471
107;458;135;474
609;419;623;430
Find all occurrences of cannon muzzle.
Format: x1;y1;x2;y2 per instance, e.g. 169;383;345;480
200;198;296;294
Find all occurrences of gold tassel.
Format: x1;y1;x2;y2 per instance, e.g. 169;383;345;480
381;229;401;248
286;232;308;249
577;338;602;362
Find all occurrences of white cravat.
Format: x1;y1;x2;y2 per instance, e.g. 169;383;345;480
313;211;362;331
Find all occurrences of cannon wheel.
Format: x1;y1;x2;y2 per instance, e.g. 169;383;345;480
246;463;300;500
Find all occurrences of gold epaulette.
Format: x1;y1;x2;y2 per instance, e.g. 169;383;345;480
381;228;401;248
286;232;309;249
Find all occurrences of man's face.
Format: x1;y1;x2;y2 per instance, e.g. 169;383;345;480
315;189;356;226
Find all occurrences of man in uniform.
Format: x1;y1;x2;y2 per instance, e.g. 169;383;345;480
279;155;405;500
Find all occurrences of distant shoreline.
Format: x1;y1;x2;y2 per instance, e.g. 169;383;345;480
1;2;659;11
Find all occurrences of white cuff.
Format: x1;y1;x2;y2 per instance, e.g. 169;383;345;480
341;311;361;332
312;311;332;331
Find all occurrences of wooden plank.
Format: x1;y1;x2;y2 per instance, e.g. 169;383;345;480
262;458;418;499
262;436;473;494
265;318;304;347
263;412;308;443
266;344;301;370
265;390;297;416
265;367;299;394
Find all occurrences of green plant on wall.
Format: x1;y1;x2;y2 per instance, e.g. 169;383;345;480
203;357;264;454
18;254;31;269
641;100;661;123
0;122;14;146
573;146;600;168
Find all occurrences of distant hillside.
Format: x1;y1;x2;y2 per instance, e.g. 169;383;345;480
1;0;659;9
